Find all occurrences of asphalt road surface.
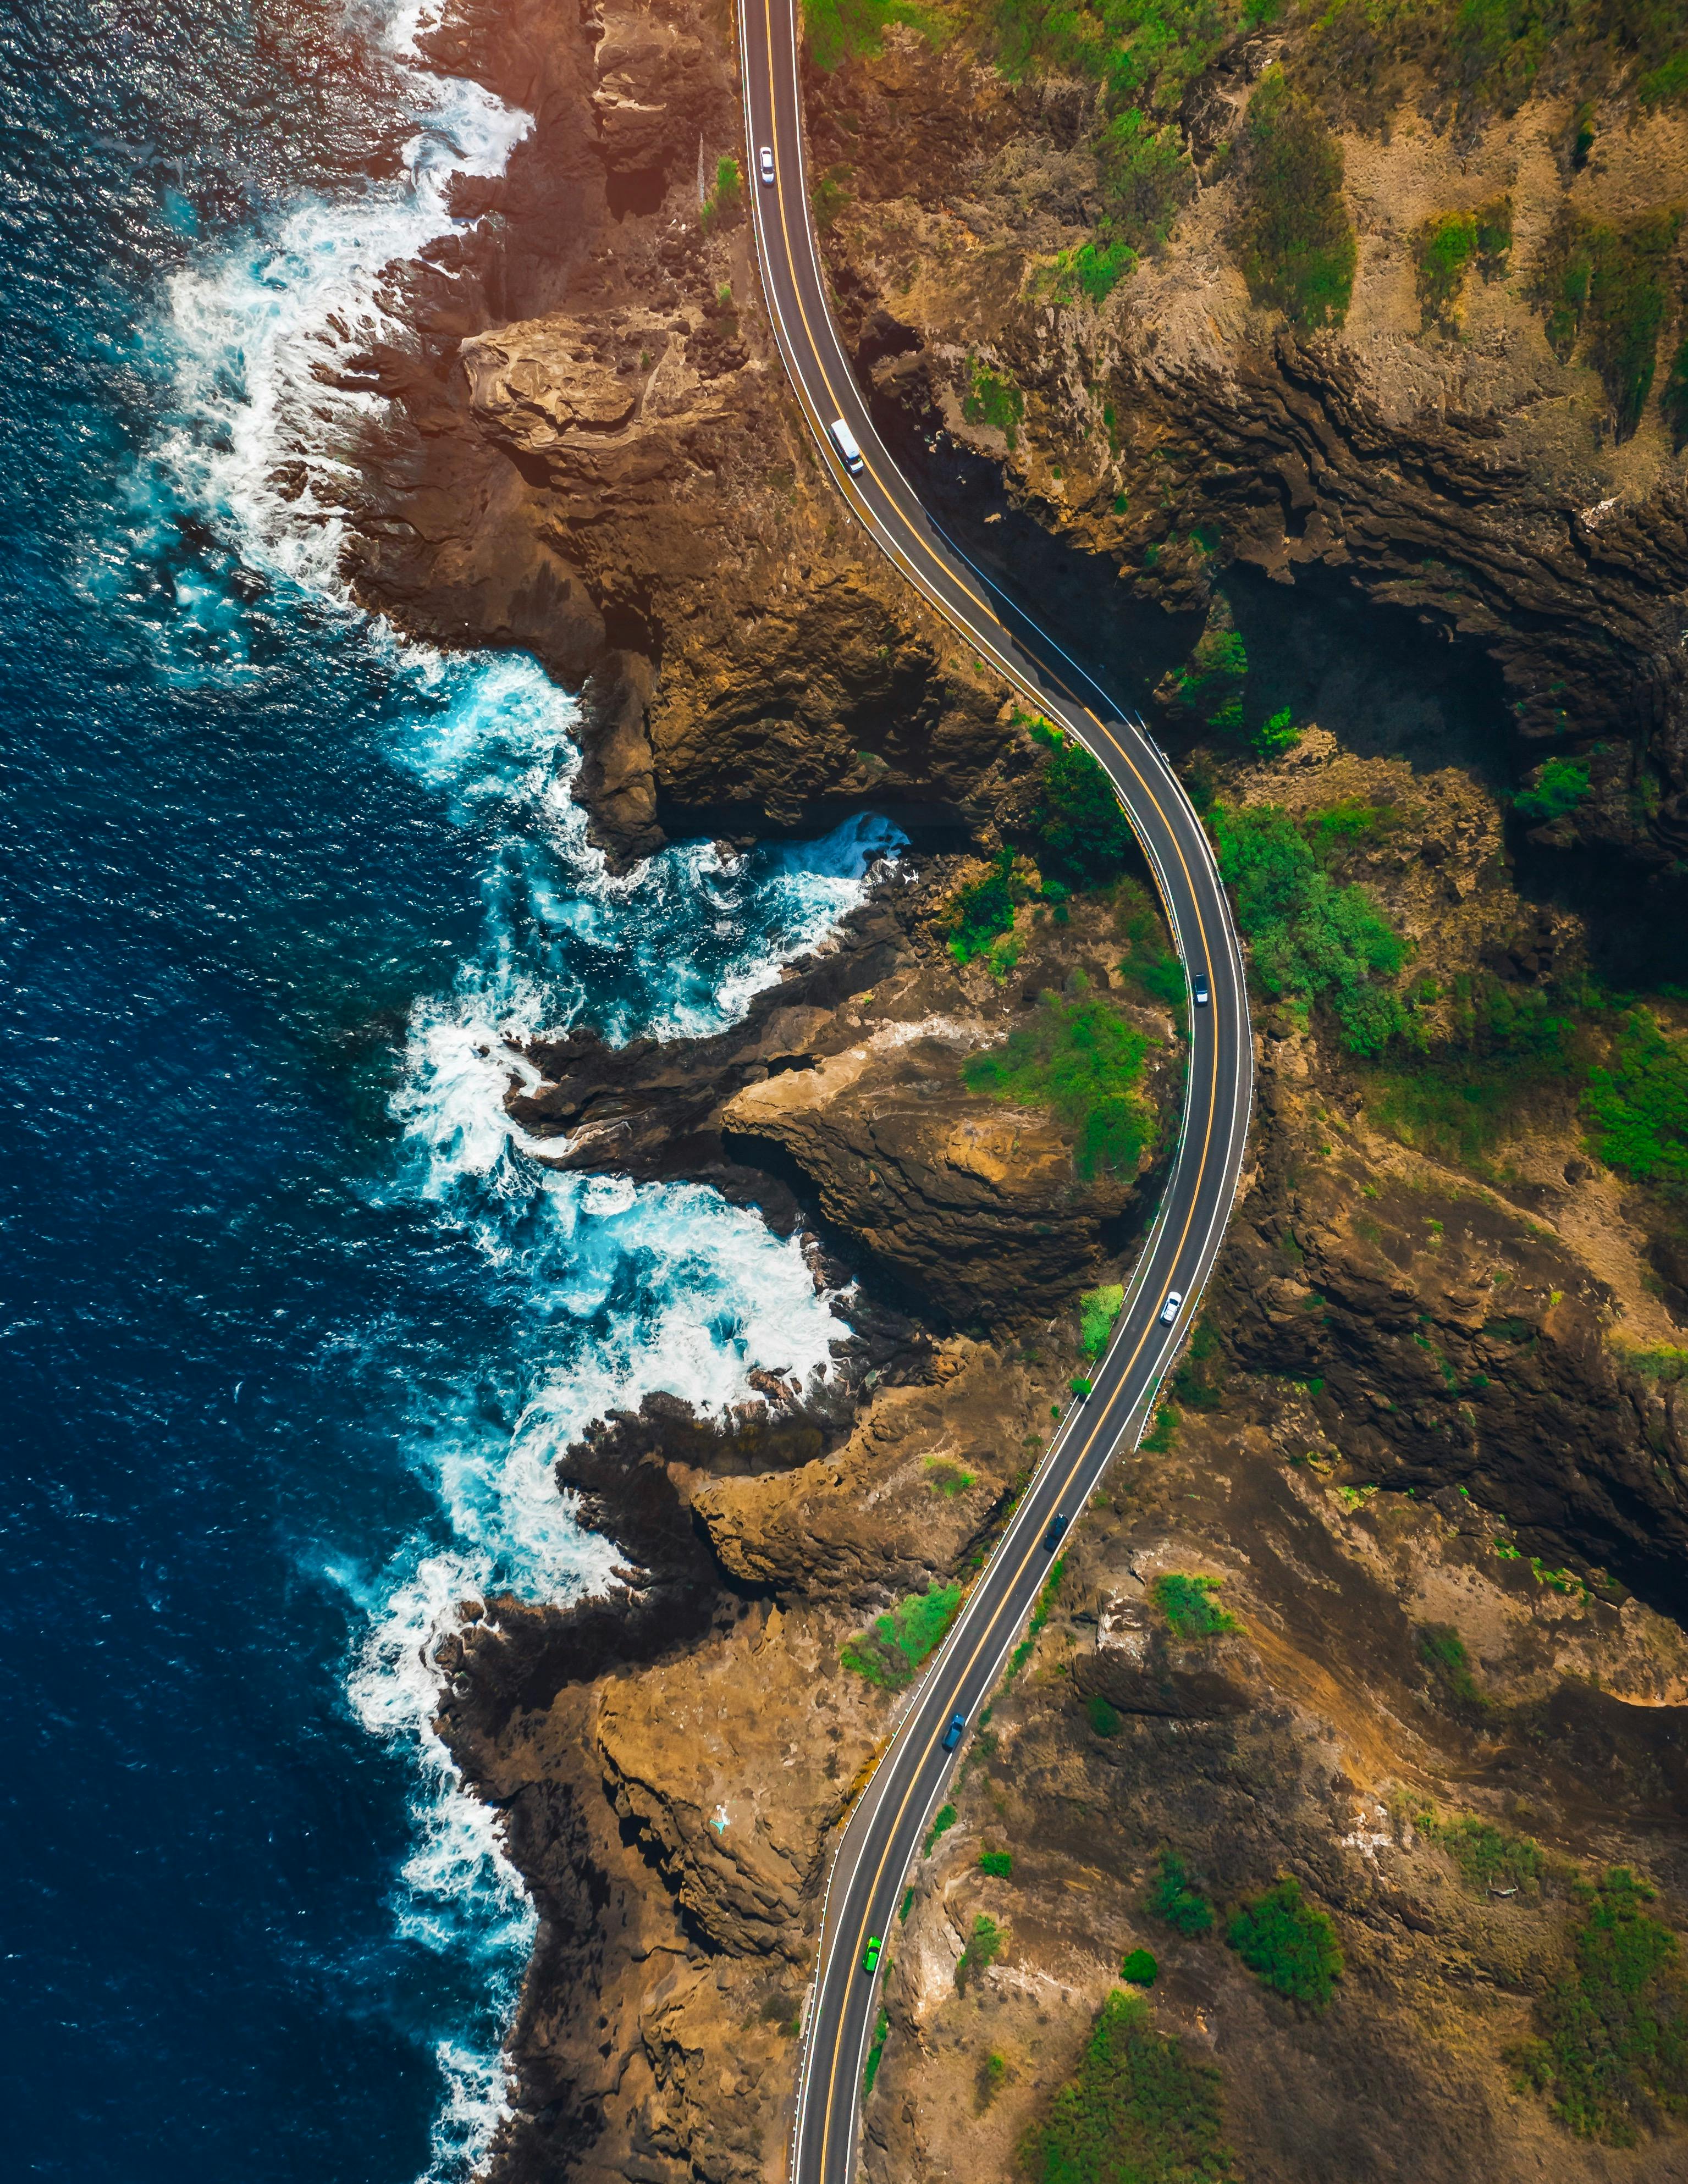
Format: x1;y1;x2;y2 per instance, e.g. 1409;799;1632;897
735;9;1256;2177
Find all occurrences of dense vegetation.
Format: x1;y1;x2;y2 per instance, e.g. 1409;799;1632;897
1515;755;1591;822
1226;1878;1345;2009
841;1582;963;1687
1511;1868;1688;2142
1020;1991;1239;2184
948;849;1021;965
1235;70;1356;330
1145;1850;1216;1937
1584;1009;1688;1196
985;0;1266;115
1115;877;1187;1004
1212;803;1407;1054
1122;1948;1160;1986
1151;1572;1237;1638
964;988;1156;1179
1540;209;1682;440
1030;722;1138;885
1081;1281;1126;1356
1360;974;1584;1165
804;0;937;69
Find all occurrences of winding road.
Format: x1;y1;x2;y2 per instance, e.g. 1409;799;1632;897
734;9;1255;2180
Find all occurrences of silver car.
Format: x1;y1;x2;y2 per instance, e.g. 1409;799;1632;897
758;146;775;186
1159;1289;1183;1325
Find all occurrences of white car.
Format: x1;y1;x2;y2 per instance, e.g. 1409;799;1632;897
1159;1290;1183;1325
758;146;775;186
828;416;865;474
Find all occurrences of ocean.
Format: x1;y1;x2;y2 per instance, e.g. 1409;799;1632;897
0;1;887;2174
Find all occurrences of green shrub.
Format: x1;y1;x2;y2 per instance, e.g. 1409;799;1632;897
1146;1850;1216;1937
924;1803;958;1856
1515;756;1591;823
963;990;1155;1180
1085;1691;1123;1735
700;156;742;231
926;1457;977;1498
1510;1868;1688;2143
1028;720;1137;884
1140;1403;1179;1453
980;1848;1014;1878
1254;704;1300;758
1226;1878;1344;2008
841;1583;964;1688
1122;1947;1160;1985
948;849;1020;964
980;2049;1008;2106
1416;212;1477;325
1418;1807;1547;1897
963;355;1025;445
1151;1572;1236;1638
1020;1990;1239;2184
1540;211;1681;441
1062;231;1139;303
957;1912;1005;1992
1081;1282;1126;1357
1212;802;1406;1053
1585;1009;1688;1197
1236;70;1356;331
1097;107;1196;253
863;2004;890;2092
1167;606;1249;733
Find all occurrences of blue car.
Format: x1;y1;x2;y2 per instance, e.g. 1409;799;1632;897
941;1712;966;1751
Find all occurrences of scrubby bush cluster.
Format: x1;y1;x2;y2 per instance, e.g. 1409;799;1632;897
1151;1572;1236;1638
1226;1878;1344;2009
1020;1990;1239;2184
840;1583;962;1687
964;988;1156;1179
1145;1850;1216;1937
1584;1009;1688;1196
1235;70;1356;330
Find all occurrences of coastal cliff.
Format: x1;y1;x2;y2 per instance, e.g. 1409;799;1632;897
335;0;1688;2176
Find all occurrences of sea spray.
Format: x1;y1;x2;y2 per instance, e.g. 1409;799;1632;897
135;17;900;2174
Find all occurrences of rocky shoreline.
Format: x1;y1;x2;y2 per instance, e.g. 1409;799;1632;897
333;0;1688;2176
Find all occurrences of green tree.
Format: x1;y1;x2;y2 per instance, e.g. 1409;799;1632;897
1029;721;1136;884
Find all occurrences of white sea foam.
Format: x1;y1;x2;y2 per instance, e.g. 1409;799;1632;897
141;13;900;2171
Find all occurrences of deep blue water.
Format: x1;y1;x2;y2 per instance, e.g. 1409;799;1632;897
0;4;887;2175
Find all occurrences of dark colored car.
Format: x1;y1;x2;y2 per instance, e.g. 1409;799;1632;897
941;1712;966;1751
1042;1513;1069;1552
861;1935;882;1973
1193;970;1210;1005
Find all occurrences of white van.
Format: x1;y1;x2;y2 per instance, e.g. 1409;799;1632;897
828;416;865;474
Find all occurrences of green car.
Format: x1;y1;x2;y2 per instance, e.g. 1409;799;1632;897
860;1935;882;1974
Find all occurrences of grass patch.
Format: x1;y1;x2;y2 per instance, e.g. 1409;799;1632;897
1140;1403;1179;1453
1115;876;1185;1007
980;1848;1014;1877
1171;1320;1224;1411
1540;209;1682;441
1236;69;1356;331
805;0;939;69
1415;198;1512;326
1585;1009;1688;1197
1028;718;1138;886
1150;1572;1236;1639
1510;1867;1688;2143
863;2004;890;2092
699;155;742;231
926;1457;978;1497
1213;801;1406;1054
1419;1807;1548;1897
963;355;1025;445
924;1803;958;1856
957;1912;1005;1992
1085;1691;1123;1735
1081;1282;1126;1357
963;988;1155;1180
1419;1622;1490;1722
1098;106;1196;251
1146;1850;1216;1937
979;2049;1008;2108
1360;975;1584;1165
841;1583;963;1688
1226;1878;1344;2009
1020;1989;1240;2184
